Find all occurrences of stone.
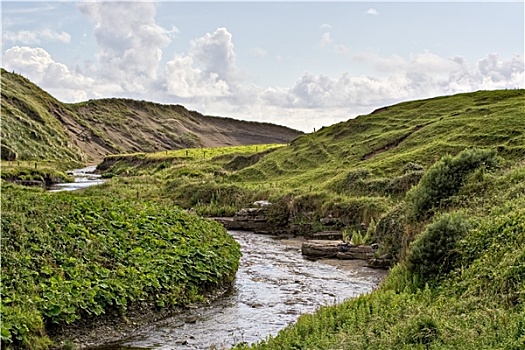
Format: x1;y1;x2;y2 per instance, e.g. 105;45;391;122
312;231;343;240
301;240;344;258
337;245;375;260
253;200;272;207
320;216;340;225
367;257;392;269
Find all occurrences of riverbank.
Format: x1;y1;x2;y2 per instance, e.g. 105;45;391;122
0;184;241;349
74;231;385;350
49;284;234;349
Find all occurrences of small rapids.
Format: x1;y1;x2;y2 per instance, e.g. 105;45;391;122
48;165;105;192
91;230;387;350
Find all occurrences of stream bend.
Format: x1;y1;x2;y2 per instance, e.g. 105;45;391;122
93;230;386;350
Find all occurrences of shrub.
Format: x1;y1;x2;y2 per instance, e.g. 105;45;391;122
288;192;330;219
266;196;293;229
386;170;424;196
408;148;498;219
404;316;440;345
321;196;391;227
373;203;409;260
406;212;471;285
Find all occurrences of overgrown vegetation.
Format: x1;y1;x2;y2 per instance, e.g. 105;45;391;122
0;184;240;349
234;162;525;350
2;87;524;349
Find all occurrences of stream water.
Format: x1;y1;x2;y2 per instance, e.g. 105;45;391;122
91;231;387;350
49;168;387;349
48;165;105;192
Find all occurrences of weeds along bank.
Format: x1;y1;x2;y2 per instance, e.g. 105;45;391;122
0;183;241;349
235;158;525;349
91;90;525;348
3;89;524;349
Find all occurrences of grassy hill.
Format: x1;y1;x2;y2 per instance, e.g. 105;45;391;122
0;69;302;163
98;89;525;220
2;86;524;349
93;88;524;348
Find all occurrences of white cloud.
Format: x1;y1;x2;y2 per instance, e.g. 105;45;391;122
366;8;379;15
3;29;71;44
164;54;230;98
319;23;332;30
319;32;333;48
164;27;240;99
189;27;239;84
256;53;524;113
78;2;172;93
250;47;268;57
2;46;98;101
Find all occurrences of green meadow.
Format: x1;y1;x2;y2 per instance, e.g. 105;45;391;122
2;89;524;349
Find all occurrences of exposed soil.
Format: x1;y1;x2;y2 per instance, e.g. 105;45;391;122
361;123;429;160
49;286;233;349
59;100;303;161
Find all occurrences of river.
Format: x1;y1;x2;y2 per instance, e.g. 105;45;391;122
90;230;387;350
50;168;387;349
48;165;105;192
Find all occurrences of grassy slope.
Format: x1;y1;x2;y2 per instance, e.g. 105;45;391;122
98;90;524;219
0;183;241;349
0;69;302;162
95;89;525;349
1;70;87;162
244;89;524;187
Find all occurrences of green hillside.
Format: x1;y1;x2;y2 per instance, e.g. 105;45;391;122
2;86;524;349
98;89;524;221
1;70;87;162
242;89;524;187
0;69;302;162
94;89;525;349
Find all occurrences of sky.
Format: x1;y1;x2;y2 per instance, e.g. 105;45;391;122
2;1;524;132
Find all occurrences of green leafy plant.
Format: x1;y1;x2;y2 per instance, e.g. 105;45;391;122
1;185;241;349
408;148;499;219
406;211;471;285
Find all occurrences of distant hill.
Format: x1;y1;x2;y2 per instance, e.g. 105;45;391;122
238;89;525;190
0;69;303;162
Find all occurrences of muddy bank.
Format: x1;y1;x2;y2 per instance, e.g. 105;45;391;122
50;285;233;349
76;231;386;350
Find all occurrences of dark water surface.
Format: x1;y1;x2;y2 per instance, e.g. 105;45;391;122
90;231;387;350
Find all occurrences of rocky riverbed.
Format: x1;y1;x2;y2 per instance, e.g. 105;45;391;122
76;230;387;350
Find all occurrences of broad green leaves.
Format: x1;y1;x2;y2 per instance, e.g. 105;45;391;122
1;185;241;349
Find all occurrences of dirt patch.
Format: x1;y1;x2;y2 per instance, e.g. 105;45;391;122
49;285;233;349
361;123;429;161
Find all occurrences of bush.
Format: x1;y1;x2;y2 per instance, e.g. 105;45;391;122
406;212;471;285
408;148;498;219
321;196;391;227
373;203;409;260
386;170;424;196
